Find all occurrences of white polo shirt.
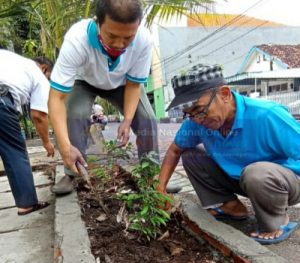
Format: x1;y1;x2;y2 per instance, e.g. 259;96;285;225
0;50;50;113
50;19;152;93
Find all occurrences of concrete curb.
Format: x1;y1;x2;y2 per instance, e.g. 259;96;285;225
54;165;95;263
178;194;288;263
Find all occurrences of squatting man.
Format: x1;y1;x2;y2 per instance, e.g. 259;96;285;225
157;64;300;244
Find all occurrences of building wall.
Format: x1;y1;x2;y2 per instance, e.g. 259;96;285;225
245;51;285;72
144;76;165;119
153;87;165;119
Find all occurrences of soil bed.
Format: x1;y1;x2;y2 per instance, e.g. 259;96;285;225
76;165;225;263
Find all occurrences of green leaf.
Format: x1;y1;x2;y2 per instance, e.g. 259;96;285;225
157;209;171;219
140;205;149;216
141;161;150;169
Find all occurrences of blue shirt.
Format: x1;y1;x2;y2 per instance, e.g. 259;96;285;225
174;91;300;179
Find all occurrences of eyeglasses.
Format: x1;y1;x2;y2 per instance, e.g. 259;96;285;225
183;89;218;120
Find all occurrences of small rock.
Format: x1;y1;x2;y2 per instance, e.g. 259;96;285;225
96;213;107;222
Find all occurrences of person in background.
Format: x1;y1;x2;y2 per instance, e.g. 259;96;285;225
49;0;159;195
158;64;300;244
0;49;54;215
90;103;108;129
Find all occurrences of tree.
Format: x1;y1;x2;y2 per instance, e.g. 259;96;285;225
143;0;214;27
0;0;213;58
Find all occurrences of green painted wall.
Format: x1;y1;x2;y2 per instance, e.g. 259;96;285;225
144;76;165;119
153;87;165;119
145;76;154;93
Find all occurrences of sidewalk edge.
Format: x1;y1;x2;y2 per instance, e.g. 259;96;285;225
54;165;95;263
178;194;288;263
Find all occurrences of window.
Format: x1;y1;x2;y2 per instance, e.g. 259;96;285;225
268;83;288;93
257;55;261;63
281;83;287;91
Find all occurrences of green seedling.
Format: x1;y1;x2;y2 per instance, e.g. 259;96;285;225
119;152;173;242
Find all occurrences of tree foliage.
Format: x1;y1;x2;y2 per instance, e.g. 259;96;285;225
0;0;213;58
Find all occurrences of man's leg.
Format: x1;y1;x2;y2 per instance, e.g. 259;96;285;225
0;95;38;208
240;162;300;234
182;147;248;217
97;85;159;159
52;80;97;194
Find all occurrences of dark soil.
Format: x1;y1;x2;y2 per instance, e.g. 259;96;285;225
76;165;224;263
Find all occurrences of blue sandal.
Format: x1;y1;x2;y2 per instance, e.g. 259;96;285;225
251;221;298;245
210;207;248;221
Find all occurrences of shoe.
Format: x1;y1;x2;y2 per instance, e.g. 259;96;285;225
209;207;249;221
51;175;74;195
166;184;182;194
18;201;50;216
251;221;298;245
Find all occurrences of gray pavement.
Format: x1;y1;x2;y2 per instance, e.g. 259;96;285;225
0;146;56;263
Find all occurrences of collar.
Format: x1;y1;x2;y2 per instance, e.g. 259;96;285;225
231;91;245;130
87;20;109;56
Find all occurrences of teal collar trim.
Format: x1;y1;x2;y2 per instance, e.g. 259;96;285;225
231;91;245;130
86;20;122;72
87;20;103;51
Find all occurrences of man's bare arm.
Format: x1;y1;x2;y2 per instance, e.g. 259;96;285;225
157;142;183;193
31;109;54;157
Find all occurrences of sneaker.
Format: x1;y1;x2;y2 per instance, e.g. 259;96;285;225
51;175;74;195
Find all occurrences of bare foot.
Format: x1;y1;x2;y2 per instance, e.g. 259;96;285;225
208;199;248;217
18;207;32;213
250;215;289;240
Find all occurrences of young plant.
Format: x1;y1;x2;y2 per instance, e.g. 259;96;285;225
92;166;107;180
105;140;134;170
120;152;173;242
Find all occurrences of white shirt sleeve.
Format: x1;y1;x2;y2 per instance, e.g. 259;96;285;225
50;38;88;93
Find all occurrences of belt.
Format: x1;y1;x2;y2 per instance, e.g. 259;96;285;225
0;84;14;103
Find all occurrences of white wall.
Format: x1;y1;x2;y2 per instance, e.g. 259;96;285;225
244;51;285;72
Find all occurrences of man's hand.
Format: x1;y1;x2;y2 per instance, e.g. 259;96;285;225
43;141;55;157
62;145;87;174
156;184;173;211
117;119;131;147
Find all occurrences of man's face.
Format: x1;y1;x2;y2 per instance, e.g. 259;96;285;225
184;87;230;130
99;15;140;50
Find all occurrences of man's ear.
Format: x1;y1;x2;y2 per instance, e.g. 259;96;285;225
218;86;231;103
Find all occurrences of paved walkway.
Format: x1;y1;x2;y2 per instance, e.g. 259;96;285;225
0;146;58;263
